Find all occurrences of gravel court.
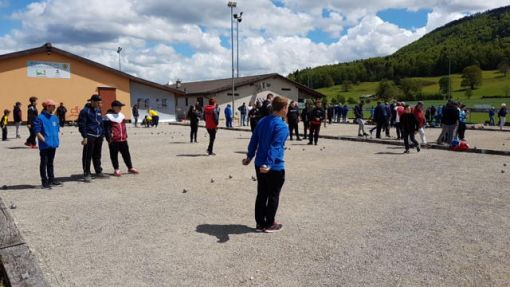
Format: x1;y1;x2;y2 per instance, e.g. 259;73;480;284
0;124;509;286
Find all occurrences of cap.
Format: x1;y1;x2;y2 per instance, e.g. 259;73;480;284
111;100;125;107
42;99;57;107
89;94;102;102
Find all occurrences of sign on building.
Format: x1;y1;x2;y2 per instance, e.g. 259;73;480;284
27;61;71;79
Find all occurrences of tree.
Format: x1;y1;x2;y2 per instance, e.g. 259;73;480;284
439;76;451;96
499;61;509;77
342;80;353;92
400;78;423;100
461;65;482;90
347;97;357;105
336;94;346;105
465;88;473;99
324;74;335;87
376;80;401;101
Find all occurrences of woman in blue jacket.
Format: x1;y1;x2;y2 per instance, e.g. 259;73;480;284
34;99;61;189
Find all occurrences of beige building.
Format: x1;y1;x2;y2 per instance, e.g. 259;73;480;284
0;43;183;122
170;73;324;120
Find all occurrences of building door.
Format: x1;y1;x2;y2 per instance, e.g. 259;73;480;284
98;87;116;115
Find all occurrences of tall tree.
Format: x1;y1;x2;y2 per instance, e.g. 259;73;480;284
499;61;509;77
461;65;483;90
439;76;451;96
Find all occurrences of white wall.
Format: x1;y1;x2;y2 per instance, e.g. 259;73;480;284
130;82;176;122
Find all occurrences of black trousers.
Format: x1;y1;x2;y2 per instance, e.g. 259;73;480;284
375;121;385;138
109;141;133;170
152;116;159;127
395;122;402;139
26;126;36;145
59;116;65;127
303;122;309;138
190;123;198;142
309;123;320;144
402;130;419;151
82;136;103;175
207;128;216;154
255;169;285;228
2;127;6;141
458;122;466;140
40;148;56;184
288;121;300;140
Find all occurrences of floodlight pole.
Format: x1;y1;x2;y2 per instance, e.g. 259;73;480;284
117;47;123;71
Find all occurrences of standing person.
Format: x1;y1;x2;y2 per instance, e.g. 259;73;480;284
79;95;108;182
413;102;428;146
300;103;310;139
56;102;67;127
204;98;219;156
287;101;301;141
1;110;9;141
242;96;289;233
105;101;139;177
327;104;334;125
238;103;247;126
498;103;507;130
430;105;437;127
33;100;61;189
384;102;392;137
148;108;159;127
457;104;467;140
436;101;459;145
24;96;38;148
372;102;386;139
400;105;420;153
13;102;22;138
260;94;274;117
224;104;233;128
308;101;325;146
354;103;368;137
132;104;139;127
248;101;261;132
342;105;349;123
335;104;342;123
394;102;404;140
187;105;200;143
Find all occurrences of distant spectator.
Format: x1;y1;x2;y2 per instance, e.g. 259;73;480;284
56;102;67;127
498;103;507;130
1;109;9;141
132;104;139;127
13;102;22;138
238;103;247;126
25;96;39;148
488;106;496;126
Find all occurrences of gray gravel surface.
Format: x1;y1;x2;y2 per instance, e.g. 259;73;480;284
0;125;509;287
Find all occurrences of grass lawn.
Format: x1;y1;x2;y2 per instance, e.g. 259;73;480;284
317;70;510;123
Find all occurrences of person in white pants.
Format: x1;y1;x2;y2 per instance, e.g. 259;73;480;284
414;102;427;145
498;103;507;130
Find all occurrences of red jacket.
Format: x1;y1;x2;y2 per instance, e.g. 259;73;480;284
413;108;426;128
105;112;128;142
204;105;219;129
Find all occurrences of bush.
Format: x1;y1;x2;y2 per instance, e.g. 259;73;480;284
347;97;357;105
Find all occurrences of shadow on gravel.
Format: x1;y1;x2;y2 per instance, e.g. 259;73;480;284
169;142;190;144
176;154;209;157
6;147;30;150
196;224;256;243
0;184;37;190
233;151;246;155
54;174;88;183
375;151;405;155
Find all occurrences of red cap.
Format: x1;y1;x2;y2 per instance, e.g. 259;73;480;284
42;99;57;107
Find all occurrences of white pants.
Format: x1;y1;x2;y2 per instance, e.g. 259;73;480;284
500;117;506;130
418;127;427;144
15;122;21;137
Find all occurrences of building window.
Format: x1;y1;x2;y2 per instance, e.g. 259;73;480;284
281;88;291;91
266;83;271;88
162;98;167;107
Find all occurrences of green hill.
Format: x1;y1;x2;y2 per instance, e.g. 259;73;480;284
289;5;510;90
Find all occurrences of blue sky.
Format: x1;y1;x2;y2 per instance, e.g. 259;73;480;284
0;0;506;82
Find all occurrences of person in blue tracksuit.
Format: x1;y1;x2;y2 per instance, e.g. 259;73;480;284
78;94;108;182
33;99;61;189
243;96;289;233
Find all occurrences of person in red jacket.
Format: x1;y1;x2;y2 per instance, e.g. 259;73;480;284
105;100;139;177
413;102;427;146
204;98;220;156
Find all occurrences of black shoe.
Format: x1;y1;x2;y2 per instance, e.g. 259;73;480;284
41;182;52;189
417;146;421;152
297;138;302;141
307;142;313;145
83;174;92;183
403;150;410;154
50;180;62;186
314;142;318;145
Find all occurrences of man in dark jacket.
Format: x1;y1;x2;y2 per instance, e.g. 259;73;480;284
308;101;325;145
238;103;247;126
400;105;420;153
300;103;311;139
287;101;301;141
13;102;22;138
260;94;274;117
436;101;459;145
372;102;387;139
24;97;38;148
79;95;107;182
132;103;139;127
354;103;368;137
56;102;67;127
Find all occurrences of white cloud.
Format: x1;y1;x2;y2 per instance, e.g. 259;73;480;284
0;0;507;83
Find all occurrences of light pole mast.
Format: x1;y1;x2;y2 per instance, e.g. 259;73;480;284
234;12;243;78
228;1;237;118
117;47;123;71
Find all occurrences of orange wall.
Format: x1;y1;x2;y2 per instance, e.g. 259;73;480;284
0;52;131;121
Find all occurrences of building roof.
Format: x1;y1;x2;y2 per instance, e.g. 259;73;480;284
169;73;324;98
0;43;185;95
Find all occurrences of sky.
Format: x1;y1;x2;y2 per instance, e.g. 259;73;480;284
0;0;508;84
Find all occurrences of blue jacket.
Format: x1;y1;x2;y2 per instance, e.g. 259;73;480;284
247;115;289;171
33;110;60;150
78;104;104;138
224;106;233;119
